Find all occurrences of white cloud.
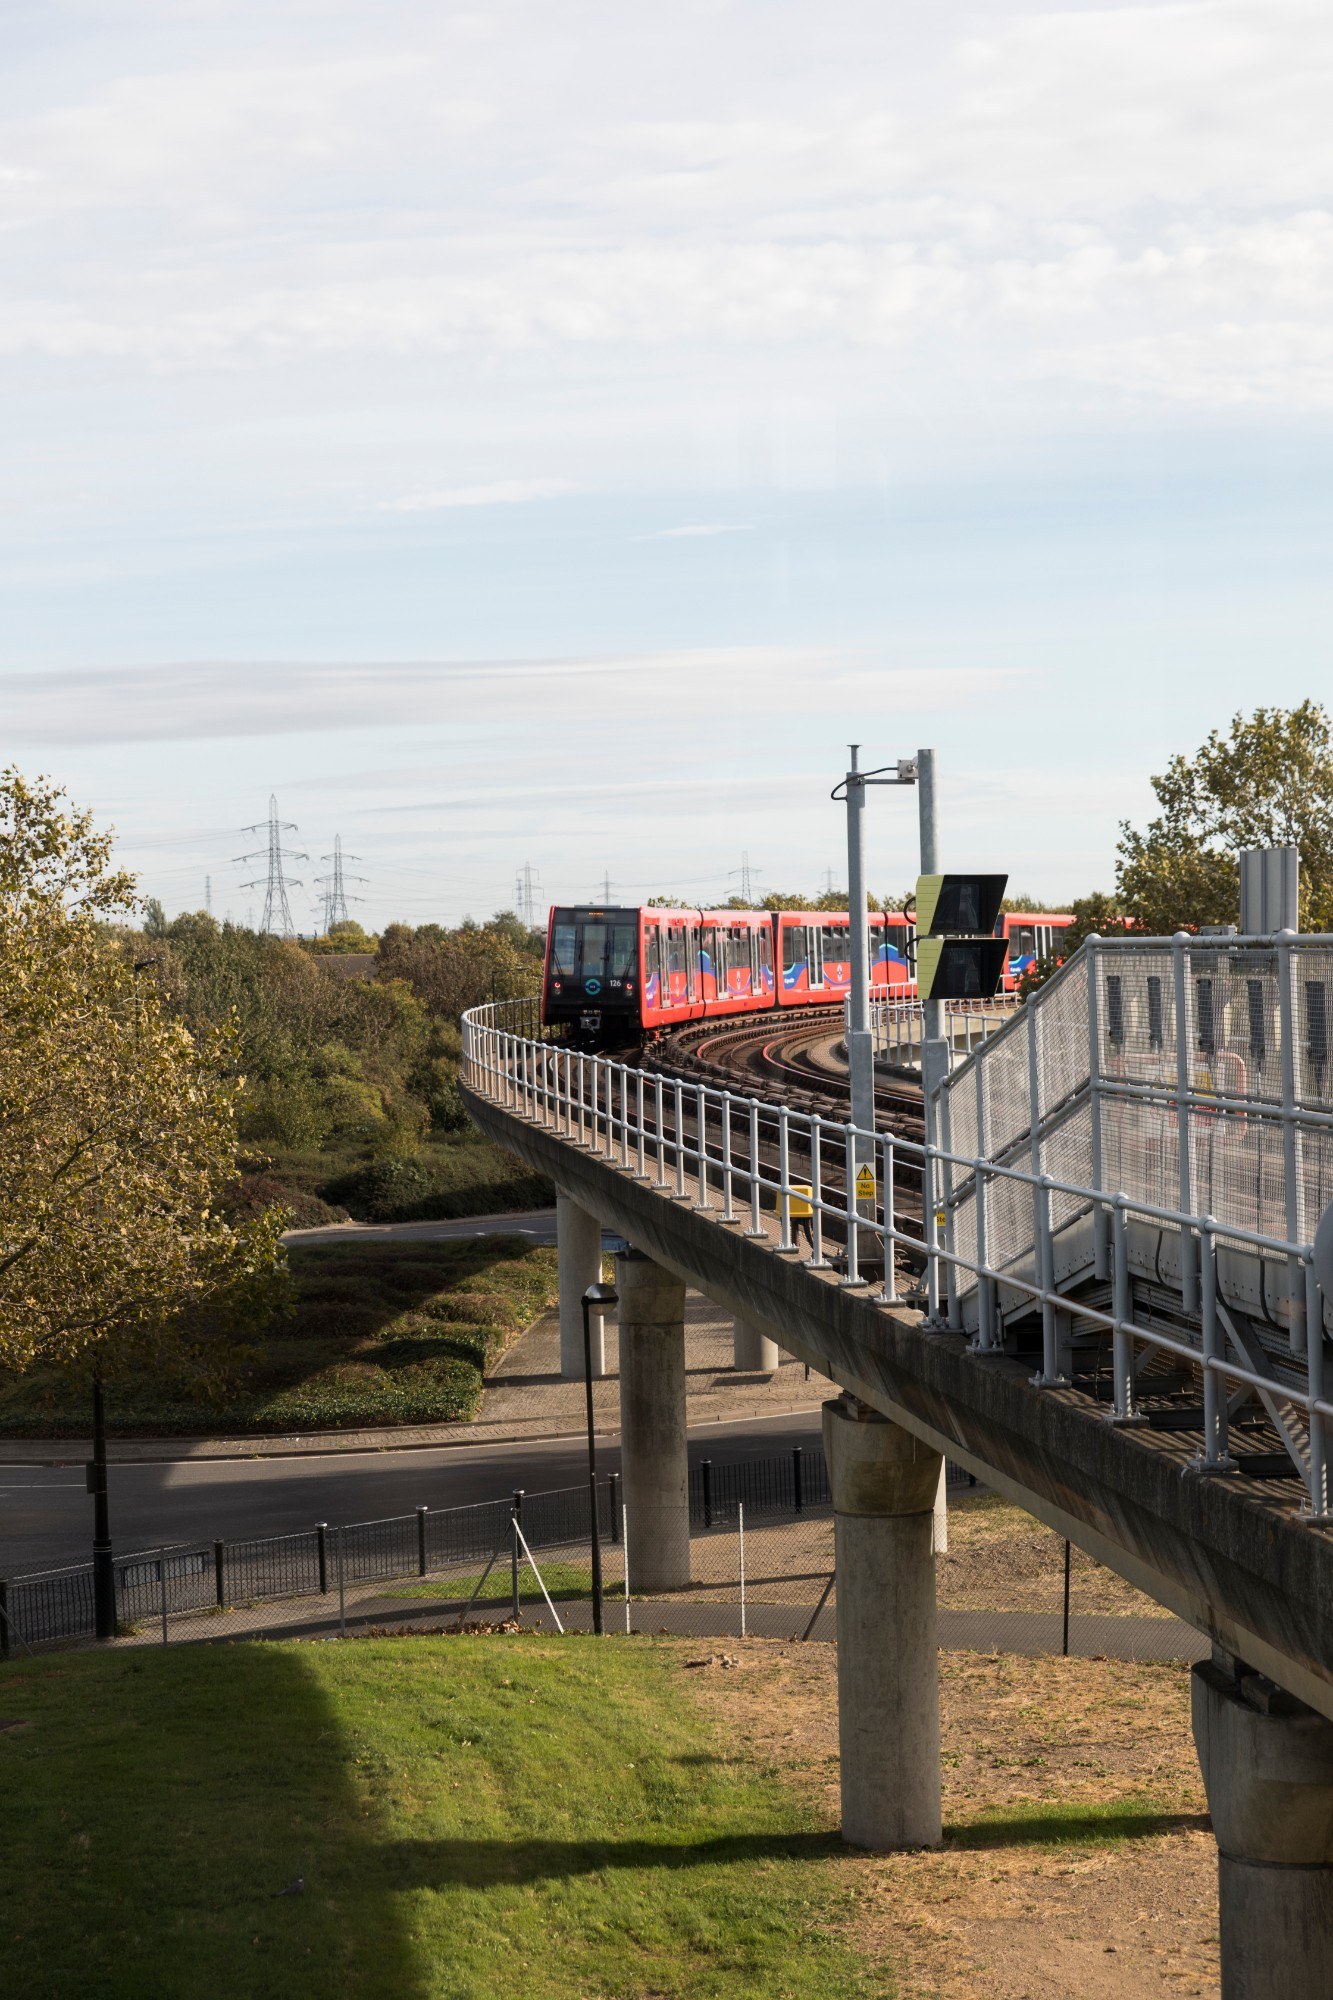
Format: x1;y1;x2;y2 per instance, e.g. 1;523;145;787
0;650;1027;746
635;522;755;540
2;1;1332;408
379;478;580;512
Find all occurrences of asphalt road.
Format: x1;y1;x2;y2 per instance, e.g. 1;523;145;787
0;1409;824;1576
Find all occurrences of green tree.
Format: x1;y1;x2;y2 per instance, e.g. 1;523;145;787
1017;891;1127;996
1116;701;1333;932
0;770;285;1382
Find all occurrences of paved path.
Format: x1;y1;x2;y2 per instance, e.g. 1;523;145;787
46;1589;1206;1669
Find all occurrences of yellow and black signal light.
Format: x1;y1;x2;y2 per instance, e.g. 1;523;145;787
913;873;1009;1001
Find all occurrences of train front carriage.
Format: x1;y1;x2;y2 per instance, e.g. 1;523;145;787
542;906;642;1046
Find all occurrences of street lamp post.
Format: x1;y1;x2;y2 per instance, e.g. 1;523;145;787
90;1373;115;1640
581;1279;619;1634
834;746;924;1148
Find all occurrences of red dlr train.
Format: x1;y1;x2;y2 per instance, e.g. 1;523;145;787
542;906;1070;1047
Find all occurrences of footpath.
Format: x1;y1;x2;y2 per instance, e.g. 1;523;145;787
0;1210;838;1464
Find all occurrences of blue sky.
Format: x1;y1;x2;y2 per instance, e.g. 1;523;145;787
4;0;1332;926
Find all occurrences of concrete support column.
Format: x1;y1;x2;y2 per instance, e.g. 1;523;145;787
616;1250;690;1591
732;1314;779;1374
557;1193;603;1380
1192;1660;1333;1999
824;1395;943;1851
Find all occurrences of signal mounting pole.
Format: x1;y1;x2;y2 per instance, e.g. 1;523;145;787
833;746;923;1149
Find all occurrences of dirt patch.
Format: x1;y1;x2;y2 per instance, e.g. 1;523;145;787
677;1638;1218;1999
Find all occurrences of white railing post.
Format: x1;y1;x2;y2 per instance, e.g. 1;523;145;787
1032;1176;1064;1386
1306;1256;1328;1518
673;1081;687;1197
636;1071;647;1178
777;1107;794;1250
842;1123;861;1286
1111;1194;1134;1422
720;1091;736;1220
1277;932;1306;1355
746;1099;764;1237
1087;939;1108;1281
874;1131;897;1304
1172;934;1198;1315
655;1075;668;1188
693;1084;713;1210
974;1050;994;1350
1199;1219;1232;1470
621;1065;632;1166
924;1139;941;1322
808;1115;830;1269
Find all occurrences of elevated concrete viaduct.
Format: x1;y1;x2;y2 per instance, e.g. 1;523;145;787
463;1004;1333;2000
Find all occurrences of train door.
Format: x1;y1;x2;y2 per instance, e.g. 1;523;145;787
808;923;824;991
759;921;774;997
666;924;687;1008
644;921;662;1013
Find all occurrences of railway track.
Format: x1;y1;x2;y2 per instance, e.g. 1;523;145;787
641;1007;924;1135
614;1011;930;1282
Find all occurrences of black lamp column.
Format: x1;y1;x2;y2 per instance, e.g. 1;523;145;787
90;1374;116;1640
581;1279;619;1635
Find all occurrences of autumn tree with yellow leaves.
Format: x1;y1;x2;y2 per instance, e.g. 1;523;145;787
0;770;285;1387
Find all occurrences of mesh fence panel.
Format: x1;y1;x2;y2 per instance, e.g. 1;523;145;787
1036;953;1089;1120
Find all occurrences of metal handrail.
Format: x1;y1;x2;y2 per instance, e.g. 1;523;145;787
461;992;1333;1520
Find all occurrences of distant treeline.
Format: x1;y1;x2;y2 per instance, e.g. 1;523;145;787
118;911;548;1224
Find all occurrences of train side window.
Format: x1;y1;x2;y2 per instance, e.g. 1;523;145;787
688;925;700;1001
667;927;685;982
821;923;845;967
759;926;773;980
645;925;661;995
551;924;577;978
782;923;803;973
1050;927;1068;955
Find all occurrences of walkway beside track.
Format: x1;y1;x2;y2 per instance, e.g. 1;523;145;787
461;1026;1333;1724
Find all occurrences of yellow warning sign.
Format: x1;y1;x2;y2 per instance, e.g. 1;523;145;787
855;1165;876;1200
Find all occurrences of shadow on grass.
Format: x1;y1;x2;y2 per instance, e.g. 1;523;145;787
0;1643;428;2000
372;1828;845;1889
945;1804;1212;1850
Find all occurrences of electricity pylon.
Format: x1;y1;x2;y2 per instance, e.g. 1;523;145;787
234;796;308;938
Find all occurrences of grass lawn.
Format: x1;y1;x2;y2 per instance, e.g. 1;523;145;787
0;1635;891;2000
387;1561;624;1607
0;1236;557;1437
260;1133;553;1226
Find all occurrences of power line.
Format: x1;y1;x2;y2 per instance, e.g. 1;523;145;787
315;834;368;933
234;795;308;939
